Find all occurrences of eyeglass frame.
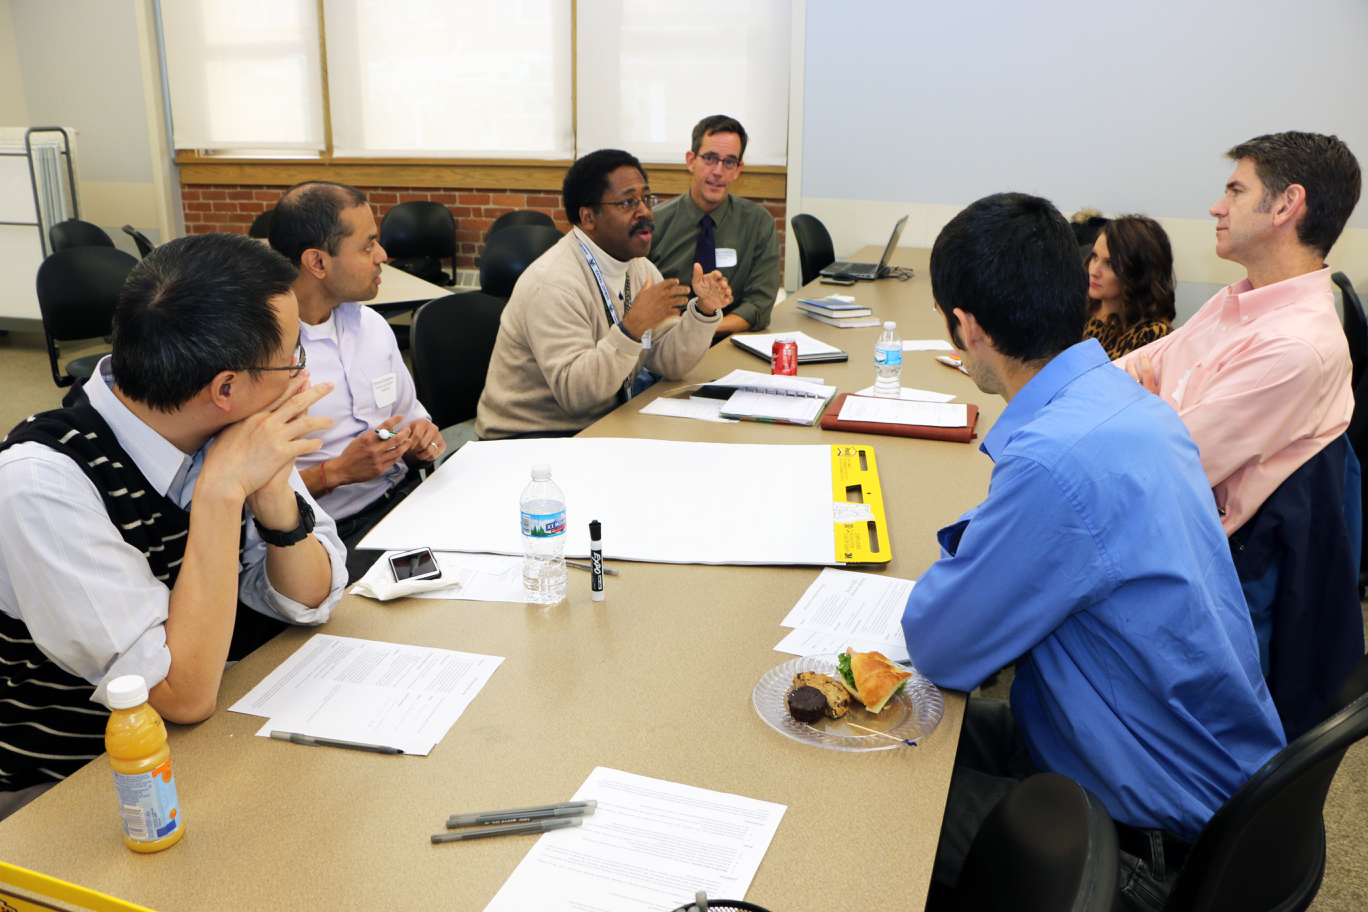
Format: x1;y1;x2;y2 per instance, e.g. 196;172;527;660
598;194;660;214
695;152;743;172
238;342;307;378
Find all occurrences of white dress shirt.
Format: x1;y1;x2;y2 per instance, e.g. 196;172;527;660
0;359;347;707
296;301;432;519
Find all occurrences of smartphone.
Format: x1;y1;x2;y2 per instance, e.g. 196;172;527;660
389;547;442;583
820;276;856;286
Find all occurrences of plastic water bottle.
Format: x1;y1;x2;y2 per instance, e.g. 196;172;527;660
106;674;184;853
874;321;903;398
520;463;567;604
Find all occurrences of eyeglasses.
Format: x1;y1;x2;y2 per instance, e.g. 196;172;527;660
697;152;742;172
241;342;307;378
601;194;659;213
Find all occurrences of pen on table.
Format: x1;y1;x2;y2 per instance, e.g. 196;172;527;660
589;519;604;601
448;800;597;828
432;817;582;843
566;560;619;577
269;731;404;755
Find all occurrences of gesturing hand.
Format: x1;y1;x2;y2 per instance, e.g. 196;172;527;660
1124;352;1159;394
691;263;733;315
621;276;691;342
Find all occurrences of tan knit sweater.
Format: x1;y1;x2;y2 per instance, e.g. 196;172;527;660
475;231;720;439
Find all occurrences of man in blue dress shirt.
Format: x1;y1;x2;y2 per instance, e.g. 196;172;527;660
905;193;1285;908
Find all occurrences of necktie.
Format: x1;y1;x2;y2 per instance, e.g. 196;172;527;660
694;214;716;275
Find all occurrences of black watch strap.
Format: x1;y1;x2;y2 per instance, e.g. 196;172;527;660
252;491;316;547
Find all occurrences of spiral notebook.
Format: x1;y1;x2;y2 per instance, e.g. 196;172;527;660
687;369;837;426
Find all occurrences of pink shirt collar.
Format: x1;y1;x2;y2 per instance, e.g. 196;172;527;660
1223;266;1332;322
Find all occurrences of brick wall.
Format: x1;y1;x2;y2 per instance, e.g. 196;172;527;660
181;183;786;273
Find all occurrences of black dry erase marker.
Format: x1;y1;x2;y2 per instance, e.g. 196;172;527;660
589;520;604;601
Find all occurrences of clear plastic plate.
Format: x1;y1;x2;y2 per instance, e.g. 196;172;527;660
752;654;944;751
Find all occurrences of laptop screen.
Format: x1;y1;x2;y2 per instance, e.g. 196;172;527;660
877;215;910;270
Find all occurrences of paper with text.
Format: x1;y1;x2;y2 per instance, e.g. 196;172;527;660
229;635;503;756
773;627;911;664
417;556;528;603
639;397;738;423
722;389;826;424
484;767;786;912
779;568;914;649
853;385;956;403
839;397;969;427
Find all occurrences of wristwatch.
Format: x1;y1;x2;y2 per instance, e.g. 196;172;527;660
252;491;316;547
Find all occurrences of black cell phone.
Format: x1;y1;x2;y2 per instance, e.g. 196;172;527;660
820;276;856;286
389;547;442;583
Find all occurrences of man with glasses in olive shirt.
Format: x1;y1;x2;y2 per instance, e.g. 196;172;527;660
649;115;781;342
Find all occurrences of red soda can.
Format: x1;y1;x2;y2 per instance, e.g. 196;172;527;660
772;337;798;376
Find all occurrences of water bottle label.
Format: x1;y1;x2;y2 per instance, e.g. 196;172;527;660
112;759;181;842
875;348;903;367
522;510;567;538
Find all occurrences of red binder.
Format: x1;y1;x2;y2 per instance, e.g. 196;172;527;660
820;393;979;443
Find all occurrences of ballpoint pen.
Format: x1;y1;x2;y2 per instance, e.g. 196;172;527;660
270;731;404;754
432;817;582;843
448;800;596;828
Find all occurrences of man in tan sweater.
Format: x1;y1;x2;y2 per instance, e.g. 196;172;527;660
476;149;733;439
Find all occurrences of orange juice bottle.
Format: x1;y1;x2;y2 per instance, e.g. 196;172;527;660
105;675;183;852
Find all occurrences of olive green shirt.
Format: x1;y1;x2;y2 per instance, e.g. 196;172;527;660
648;192;781;332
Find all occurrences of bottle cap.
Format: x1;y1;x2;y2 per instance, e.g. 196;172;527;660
531;463;552;481
883;321;896;330
106;675;149;709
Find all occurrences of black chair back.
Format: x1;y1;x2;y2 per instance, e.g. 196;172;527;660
411;292;507;429
954;773;1118;912
121;225;155;258
479;225;562;298
1165;662;1368;912
49;219;115;253
1333;272;1366;391
380;201;457;261
249;208;275;239
35;247;138;387
790;213;835;287
487;209;557;241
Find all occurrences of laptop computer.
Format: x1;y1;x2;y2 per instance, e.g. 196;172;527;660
819;215;909;280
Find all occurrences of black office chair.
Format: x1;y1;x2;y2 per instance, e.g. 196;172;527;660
479;225;562;299
790;214;835;287
380;201;457;286
121;225;155;259
48;219;115;253
486;209;557;241
1163;655;1368;912
35;247;138;387
1332;272;1366;391
951;774;1119;912
410;292;507;429
248;207;275;239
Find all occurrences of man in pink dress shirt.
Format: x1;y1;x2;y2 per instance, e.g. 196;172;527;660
269;182;447;581
1116;132;1359;536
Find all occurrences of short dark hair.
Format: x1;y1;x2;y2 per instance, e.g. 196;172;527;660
269;180;369;266
690;115;749;159
1092;215;1176;329
1226;132;1361;258
562;150;648;226
931;192;1088;365
112;233;299;412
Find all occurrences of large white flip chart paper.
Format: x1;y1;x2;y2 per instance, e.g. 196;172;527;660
361;438;838;565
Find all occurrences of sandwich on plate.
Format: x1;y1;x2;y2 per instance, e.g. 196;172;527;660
836;648;912;714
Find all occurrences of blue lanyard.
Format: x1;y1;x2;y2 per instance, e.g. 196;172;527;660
577;237;650;349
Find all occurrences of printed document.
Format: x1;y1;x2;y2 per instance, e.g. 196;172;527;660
229;635;503;755
772;627;911;664
639;396;738;423
484;767;786;912
839;397;969;427
853;385;956;403
778;568;914;649
902;339;956;351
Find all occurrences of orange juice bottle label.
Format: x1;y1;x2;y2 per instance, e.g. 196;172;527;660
112;759;181;842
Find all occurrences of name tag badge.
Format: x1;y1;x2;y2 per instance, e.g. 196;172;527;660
371;372;398;409
641;328;652;350
715;248;738;268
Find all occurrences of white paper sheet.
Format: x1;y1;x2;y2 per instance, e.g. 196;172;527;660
772;627;911;664
778;568;915;649
721;389;826;424
416;558;529;603
853;385;956;403
229;635;503;756
706;369;836;398
902;339;956;351
732;331;846;358
838;397;969;428
484;767;786;912
638;397;738;423
360;439;837;565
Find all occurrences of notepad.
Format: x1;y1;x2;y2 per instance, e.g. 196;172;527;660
720;389;828;424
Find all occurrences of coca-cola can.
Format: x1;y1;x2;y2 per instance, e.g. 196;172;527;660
772;337;798;376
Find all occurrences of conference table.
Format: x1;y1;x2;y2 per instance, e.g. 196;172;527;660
0;247;1007;911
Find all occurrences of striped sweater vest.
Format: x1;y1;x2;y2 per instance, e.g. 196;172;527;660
0;394;244;790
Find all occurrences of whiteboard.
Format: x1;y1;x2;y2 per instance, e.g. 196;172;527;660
360;438;838;565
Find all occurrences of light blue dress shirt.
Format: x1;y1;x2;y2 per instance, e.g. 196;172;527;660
902;339;1285;839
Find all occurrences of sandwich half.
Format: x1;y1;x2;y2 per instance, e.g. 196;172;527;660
836;648;913;714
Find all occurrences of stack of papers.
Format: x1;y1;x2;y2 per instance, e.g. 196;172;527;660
229;635;504;755
484;767;786;912
838;397;969;428
774;568;914;663
903;340;956;352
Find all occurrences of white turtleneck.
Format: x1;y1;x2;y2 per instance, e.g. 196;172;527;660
572;226;630;306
